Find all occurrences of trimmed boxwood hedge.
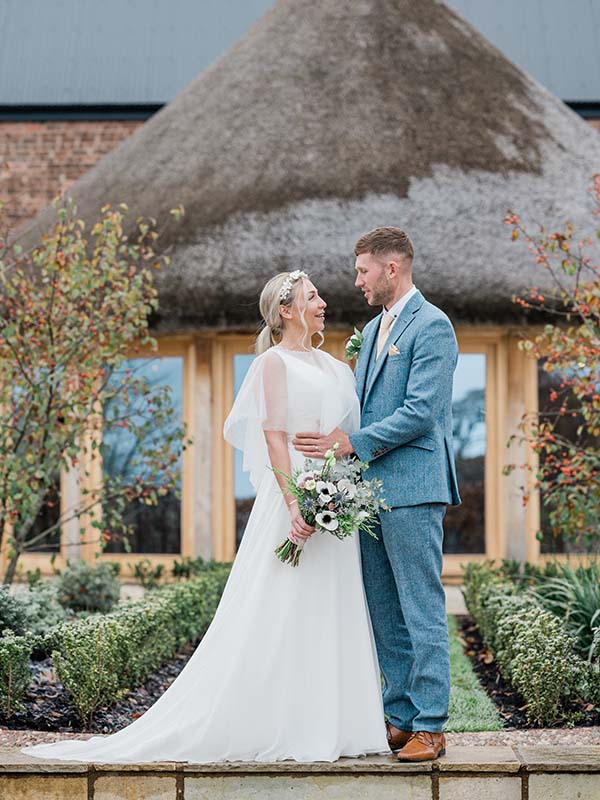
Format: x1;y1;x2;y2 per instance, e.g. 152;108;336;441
0;564;231;723
0;630;31;717
463;562;587;725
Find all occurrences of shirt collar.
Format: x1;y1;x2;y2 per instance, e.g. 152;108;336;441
384;285;417;319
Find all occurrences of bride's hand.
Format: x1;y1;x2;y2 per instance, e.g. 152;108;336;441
288;501;315;542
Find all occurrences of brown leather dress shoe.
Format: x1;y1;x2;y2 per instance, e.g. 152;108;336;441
386;722;411;752
396;731;446;762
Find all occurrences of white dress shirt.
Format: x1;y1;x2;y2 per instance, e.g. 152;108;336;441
384;284;418;320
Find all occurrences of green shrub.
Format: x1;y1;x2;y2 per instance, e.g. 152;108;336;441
0;586;27;635
462;561;507;632
171;556;227;580
57;560;121;613
25;567;43;588
17;580;69;636
463;561;585;725
497;558;558;587
129;558;165;590
583;634;600;704
477;590;537;653
495;604;582;725
0;630;32;717
52;617;129;726
534;562;600;659
52;565;231;723
172;555;206;580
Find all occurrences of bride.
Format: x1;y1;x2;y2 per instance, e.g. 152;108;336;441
23;270;388;763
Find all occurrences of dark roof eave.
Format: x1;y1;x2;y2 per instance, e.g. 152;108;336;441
0;104;163;121
1;101;598;123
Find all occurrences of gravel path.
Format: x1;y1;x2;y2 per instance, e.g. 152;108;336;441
446;727;600;746
3;726;600;750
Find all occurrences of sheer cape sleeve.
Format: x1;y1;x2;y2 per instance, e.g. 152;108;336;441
224;347;360;492
223;349;289;491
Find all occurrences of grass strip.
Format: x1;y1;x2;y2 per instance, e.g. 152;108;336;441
446;614;503;732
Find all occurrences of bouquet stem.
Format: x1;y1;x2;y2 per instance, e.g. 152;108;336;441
275;537;304;567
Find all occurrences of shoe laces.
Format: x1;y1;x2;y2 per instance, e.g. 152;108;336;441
411;731;438;747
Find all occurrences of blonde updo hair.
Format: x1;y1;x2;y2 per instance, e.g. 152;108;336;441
256;272;321;355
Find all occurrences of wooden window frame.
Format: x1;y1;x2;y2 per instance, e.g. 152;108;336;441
16;336;197;579
96;337;197;572
443;327;506;579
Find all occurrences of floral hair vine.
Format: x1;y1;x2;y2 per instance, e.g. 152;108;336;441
279;270;308;302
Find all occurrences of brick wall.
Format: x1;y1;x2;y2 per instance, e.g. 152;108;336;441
0;120;142;233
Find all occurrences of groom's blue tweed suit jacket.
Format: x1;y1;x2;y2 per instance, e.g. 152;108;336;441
349;290;461;509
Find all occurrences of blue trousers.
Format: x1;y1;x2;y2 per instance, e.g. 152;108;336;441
360;503;450;733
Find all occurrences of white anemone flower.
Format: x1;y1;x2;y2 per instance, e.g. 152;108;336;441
337;479;357;499
316;511;339;531
316;481;336;496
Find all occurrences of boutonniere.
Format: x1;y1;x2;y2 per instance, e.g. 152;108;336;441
345;327;364;360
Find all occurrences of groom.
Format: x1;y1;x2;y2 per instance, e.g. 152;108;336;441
294;227;460;761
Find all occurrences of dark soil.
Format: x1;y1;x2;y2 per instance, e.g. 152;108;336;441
456;614;600;729
0;639;199;734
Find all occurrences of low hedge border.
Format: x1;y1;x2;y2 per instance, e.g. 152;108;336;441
0;630;32;717
0;564;231;723
463;562;590;726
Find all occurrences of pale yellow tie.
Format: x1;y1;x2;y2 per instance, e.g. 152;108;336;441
376;312;395;359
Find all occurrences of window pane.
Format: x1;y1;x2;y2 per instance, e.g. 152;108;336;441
444;353;486;554
234;354;257;547
26;473;61;553
102;357;183;554
537;362;600;555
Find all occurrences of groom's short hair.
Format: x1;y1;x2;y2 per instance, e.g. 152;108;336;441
354;227;414;263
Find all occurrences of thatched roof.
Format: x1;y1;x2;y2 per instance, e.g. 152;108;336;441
18;0;600;330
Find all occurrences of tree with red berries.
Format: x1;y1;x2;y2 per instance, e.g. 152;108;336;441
505;175;600;550
0;199;188;583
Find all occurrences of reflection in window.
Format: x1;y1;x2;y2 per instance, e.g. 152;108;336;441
234;354;257;547
26;473;61;553
102;357;183;554
537;362;600;555
444;354;486;554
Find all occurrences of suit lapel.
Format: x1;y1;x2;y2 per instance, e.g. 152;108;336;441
355;318;378;405
364;291;424;403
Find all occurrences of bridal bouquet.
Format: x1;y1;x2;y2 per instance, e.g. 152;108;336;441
275;445;389;567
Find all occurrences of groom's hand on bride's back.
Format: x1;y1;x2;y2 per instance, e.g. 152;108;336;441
293;428;354;458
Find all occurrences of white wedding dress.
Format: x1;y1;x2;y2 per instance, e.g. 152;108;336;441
23;346;387;763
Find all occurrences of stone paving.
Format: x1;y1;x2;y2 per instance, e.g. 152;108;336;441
444;584;467;615
1;744;599;799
